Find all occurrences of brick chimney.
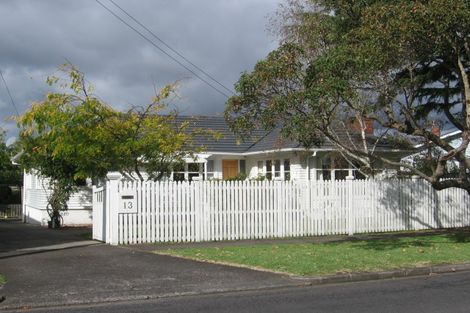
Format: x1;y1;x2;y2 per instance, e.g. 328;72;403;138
431;125;441;137
349;117;374;135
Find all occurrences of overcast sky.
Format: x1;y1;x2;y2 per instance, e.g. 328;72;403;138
0;0;281;144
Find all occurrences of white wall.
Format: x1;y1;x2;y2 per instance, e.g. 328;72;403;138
292;153;308;181
245;152;307;181
23;172;93;226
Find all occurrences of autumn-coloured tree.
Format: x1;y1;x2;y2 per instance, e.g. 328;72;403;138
16;65;192;226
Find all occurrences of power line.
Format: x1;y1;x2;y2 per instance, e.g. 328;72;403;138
107;0;234;96
0;70;19;116
95;0;232;98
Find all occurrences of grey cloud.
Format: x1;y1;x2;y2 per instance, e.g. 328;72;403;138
0;0;281;140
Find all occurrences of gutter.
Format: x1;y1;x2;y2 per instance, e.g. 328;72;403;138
202;147;411;157
413;129;462;149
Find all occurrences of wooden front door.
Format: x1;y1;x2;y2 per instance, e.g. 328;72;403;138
222;160;239;180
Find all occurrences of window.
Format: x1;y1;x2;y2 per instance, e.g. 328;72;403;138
284;159;291;181
321;155;332;180
266;160;272;180
187;163;201;181
239;159;246;174
335;170;349;180
172;163;185;181
261;158;291;180
172;162;202;181
257;161;264;175
274;159;281;178
206;160;215;180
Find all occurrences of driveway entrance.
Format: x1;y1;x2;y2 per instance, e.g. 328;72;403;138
0;220;92;253
0;221;298;310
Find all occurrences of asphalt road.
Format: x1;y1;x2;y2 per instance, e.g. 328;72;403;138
7;271;470;313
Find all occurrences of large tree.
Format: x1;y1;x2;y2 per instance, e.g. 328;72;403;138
225;0;470;193
16;65;193;226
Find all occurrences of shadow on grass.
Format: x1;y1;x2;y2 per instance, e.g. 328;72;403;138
353;229;470;251
447;229;470;243
355;237;434;251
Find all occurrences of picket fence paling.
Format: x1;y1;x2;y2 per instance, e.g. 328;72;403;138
93;178;470;245
0;204;22;219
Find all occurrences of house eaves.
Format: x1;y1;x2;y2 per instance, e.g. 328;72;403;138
413;129;462;149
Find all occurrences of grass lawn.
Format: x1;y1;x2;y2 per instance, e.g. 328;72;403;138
159;232;470;276
0;274;6;285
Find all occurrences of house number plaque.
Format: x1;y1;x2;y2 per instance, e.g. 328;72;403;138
119;190;137;213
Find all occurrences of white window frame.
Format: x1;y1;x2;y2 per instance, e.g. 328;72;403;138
171;162;203;181
283;159;291;181
259;158;291;181
205;159;216;180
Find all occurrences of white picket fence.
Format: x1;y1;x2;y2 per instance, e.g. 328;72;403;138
93;174;470;245
0;204;22;219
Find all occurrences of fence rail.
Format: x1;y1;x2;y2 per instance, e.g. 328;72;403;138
0;204;22;219
93;177;470;245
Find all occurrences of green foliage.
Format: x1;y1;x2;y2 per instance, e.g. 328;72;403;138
226;0;470;193
251;174;266;181
16;64;193;224
225;173;248;181
0;130;22;186
0;274;6;285
0;185;21;204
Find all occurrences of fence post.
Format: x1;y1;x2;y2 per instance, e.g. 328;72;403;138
346;175;355;236
106;172;122;245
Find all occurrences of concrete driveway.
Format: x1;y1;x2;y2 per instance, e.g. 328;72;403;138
0;221;299;310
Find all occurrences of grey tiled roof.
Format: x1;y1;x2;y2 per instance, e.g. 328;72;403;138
245;127;300;153
176;115;407;154
175;116;267;153
245;125;405;152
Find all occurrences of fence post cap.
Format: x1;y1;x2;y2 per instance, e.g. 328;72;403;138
106;172;122;181
346;175;355;180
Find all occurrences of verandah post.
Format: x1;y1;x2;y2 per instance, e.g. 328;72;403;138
346;175;355;236
106;172;122;245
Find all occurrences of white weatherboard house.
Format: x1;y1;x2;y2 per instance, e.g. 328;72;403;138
22;115;409;227
22;173;92;226
172;116;409;182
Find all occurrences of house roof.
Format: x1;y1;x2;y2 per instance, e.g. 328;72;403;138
244;127;300;153
175;115;267;153
412;129;463;149
176;115;409;155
